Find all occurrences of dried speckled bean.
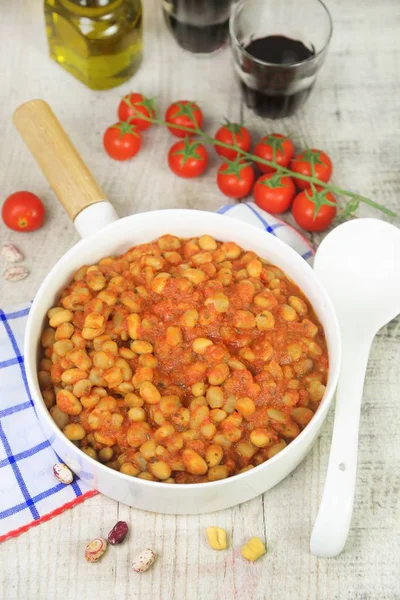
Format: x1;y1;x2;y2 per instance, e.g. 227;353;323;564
132;548;157;573
3;265;29;282
1;243;24;263
52;462;73;484
108;521;129;545
84;538;107;563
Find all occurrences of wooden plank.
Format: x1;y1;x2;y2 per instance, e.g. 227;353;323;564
0;1;399;599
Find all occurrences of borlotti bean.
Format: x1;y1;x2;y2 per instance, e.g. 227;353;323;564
52;462;73;484
84;538;107;563
132;548;157;573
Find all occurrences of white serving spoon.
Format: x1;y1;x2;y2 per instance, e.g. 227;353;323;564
310;218;400;558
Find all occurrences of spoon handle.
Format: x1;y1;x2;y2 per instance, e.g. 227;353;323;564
310;336;373;557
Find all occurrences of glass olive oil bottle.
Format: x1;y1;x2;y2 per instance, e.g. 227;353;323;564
44;0;143;90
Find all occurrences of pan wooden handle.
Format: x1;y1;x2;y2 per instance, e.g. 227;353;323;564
13;99;107;221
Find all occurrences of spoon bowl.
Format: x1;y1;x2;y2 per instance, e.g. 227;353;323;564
310;218;400;558
313;218;400;332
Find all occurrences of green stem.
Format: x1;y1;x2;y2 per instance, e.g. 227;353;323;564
124;108;398;218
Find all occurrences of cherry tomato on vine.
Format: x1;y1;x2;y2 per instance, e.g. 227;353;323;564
118;93;155;131
2;191;45;232
168;138;209;178
217;160;255;199
253;133;294;174
165;101;203;138
214;122;252;160
290;149;332;189
292;185;337;232
253;173;296;214
103;122;142;161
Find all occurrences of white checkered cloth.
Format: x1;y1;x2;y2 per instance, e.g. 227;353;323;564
217;202;314;264
0;202;313;542
0;305;96;543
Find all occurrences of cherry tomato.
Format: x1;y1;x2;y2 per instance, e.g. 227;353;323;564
214;122;252;161
290;149;333;189
253;133;294;174
165;101;203;138
292;186;337;232
168;138;208;178
217;160;255;199
118;93;155;131
253;173;296;214
2;191;45;232
103;122;142;161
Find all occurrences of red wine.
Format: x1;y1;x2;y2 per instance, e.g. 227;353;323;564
162;0;232;54
241;35;316;119
164;14;229;54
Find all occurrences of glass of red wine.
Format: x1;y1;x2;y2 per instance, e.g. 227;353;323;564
161;0;234;54
230;0;333;119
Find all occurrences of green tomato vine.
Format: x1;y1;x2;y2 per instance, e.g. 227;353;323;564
122;97;397;220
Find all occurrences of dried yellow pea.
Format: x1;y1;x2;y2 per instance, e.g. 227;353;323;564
241;537;266;562
205;527;228;550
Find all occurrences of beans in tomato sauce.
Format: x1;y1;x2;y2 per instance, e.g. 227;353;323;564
39;235;328;483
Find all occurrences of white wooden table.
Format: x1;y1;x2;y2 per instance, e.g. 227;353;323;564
1;1;399;598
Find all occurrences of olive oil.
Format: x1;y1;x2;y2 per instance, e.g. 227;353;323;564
44;0;143;90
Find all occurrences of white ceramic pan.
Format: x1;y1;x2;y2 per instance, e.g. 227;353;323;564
15;100;341;514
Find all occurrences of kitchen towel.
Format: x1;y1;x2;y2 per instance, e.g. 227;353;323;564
0;202;313;543
0;304;97;543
